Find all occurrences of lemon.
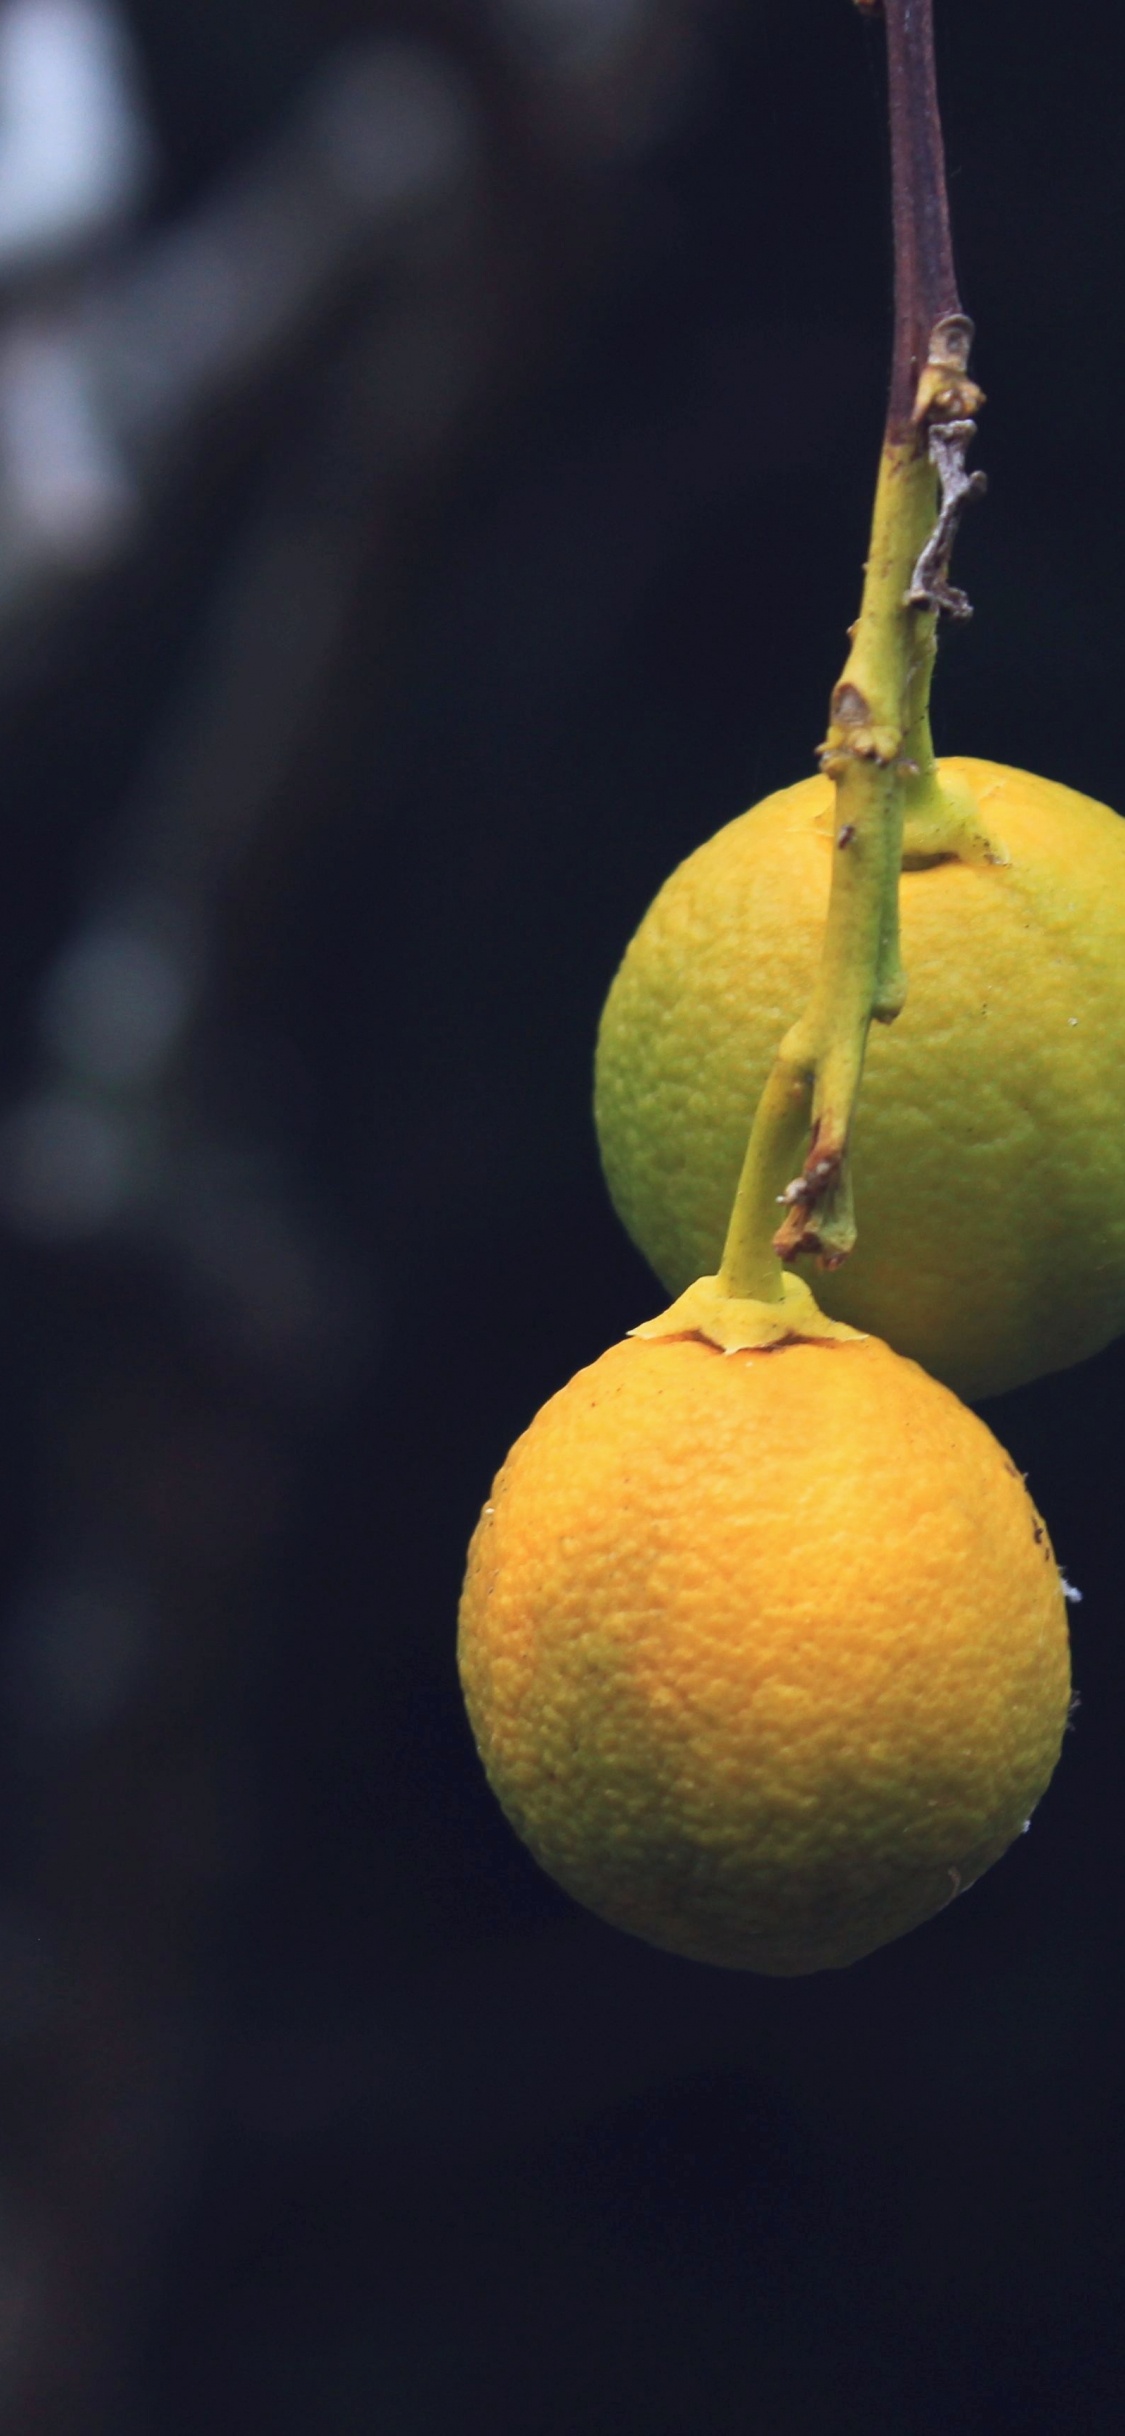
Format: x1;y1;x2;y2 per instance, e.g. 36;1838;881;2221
459;1329;1070;1975
594;756;1125;1400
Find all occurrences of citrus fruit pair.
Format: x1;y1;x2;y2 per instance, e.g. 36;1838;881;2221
459;1324;1070;1975
595;756;1125;1401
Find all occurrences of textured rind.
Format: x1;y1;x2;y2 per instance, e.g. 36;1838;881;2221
458;1334;1071;1976
594;757;1125;1400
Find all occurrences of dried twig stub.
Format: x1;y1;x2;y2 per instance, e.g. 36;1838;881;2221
908;418;988;620
773;1136;850;1266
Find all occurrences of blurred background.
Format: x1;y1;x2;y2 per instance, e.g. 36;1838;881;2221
0;0;1121;2427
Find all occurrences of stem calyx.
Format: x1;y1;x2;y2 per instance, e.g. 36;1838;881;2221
631;1271;864;1356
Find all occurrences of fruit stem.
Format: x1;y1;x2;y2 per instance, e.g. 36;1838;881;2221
718;0;984;1303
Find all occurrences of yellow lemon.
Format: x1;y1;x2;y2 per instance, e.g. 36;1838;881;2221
594;757;1125;1400
458;1329;1070;1975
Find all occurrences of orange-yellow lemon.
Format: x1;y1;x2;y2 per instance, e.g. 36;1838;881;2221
594;757;1125;1400
458;1330;1070;1974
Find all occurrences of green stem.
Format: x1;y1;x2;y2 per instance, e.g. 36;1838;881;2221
717;0;987;1306
719;435;935;1299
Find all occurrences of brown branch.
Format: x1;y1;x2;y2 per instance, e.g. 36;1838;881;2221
883;0;962;439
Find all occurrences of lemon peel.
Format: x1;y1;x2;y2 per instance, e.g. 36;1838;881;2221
595;755;1125;1400
458;1330;1070;1976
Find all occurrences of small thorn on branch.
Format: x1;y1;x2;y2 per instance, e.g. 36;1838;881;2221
908;418;987;620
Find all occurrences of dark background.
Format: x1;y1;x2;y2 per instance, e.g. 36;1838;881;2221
0;0;1122;2427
